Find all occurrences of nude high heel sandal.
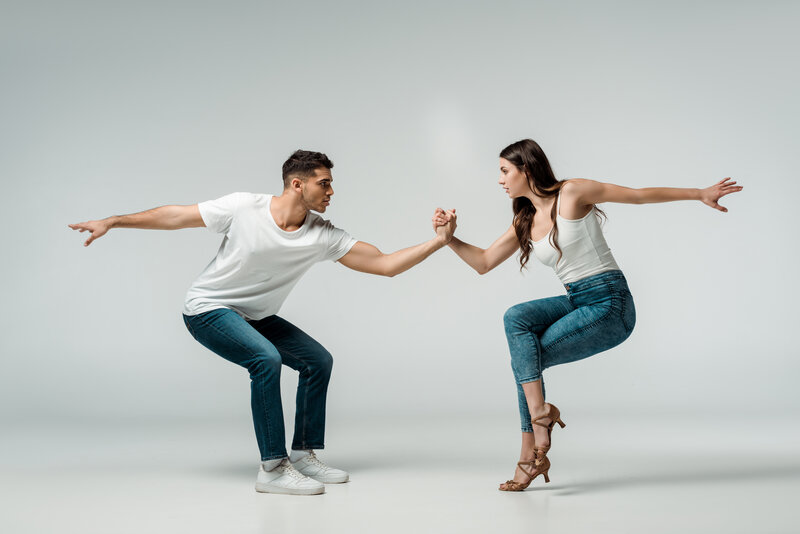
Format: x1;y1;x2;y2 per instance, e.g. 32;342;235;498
532;403;566;455
499;449;551;491
498;404;566;491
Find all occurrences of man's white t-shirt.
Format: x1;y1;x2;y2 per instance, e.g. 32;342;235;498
183;192;357;320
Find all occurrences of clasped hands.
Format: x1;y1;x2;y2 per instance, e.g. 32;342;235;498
431;208;457;245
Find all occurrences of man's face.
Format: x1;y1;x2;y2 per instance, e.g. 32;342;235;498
298;168;334;213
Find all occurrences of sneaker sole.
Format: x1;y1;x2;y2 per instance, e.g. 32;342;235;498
309;474;349;484
255;482;325;495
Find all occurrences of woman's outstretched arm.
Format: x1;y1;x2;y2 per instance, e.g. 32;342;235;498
433;209;518;275
563;178;743;213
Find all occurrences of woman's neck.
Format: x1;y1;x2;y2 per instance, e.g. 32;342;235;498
524;190;555;212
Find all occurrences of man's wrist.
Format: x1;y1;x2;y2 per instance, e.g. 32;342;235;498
434;235;449;248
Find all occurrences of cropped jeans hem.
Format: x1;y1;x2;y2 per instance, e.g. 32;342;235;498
292;444;325;451
262;452;289;462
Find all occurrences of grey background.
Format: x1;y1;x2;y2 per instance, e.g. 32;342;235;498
2;0;798;428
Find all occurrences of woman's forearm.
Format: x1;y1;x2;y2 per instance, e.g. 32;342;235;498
448;237;489;274
635;187;701;204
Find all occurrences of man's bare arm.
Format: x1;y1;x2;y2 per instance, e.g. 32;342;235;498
68;204;204;246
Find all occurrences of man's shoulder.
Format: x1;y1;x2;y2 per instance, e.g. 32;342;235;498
225;192;269;208
307;212;346;232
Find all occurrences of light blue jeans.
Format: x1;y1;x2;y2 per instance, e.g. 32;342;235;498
503;270;636;432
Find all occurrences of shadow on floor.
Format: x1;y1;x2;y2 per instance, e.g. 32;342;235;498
532;463;800;496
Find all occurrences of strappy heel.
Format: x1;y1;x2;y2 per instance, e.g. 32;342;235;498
532;403;566;452
499;448;551;491
499;403;566;491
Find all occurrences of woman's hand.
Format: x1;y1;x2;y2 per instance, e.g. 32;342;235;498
432;208;457;244
700;178;743;212
432;207;455;229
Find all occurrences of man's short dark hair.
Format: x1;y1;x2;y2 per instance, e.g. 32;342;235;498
282;150;333;188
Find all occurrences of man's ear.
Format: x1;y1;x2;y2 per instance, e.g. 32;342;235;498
291;176;304;193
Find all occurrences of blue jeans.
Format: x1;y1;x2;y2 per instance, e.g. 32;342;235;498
183;308;333;460
503;270;636;432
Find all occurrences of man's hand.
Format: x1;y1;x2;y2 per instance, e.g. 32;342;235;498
699;177;742;213
69;219;113;247
432;208;457;244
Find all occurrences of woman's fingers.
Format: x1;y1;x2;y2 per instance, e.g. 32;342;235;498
719;186;743;197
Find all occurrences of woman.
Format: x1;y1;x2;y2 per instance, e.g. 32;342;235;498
432;139;741;491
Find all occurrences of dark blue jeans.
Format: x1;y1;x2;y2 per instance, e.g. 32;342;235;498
183;308;333;460
503;270;636;432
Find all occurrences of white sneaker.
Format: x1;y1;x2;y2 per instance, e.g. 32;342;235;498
255;458;325;495
292;451;350;483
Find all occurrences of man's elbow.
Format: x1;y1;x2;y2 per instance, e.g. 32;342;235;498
383;263;400;277
376;254;398;277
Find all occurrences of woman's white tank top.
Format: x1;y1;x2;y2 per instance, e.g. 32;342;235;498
531;192;620;284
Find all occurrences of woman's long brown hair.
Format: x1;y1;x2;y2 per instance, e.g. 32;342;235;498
500;139;605;270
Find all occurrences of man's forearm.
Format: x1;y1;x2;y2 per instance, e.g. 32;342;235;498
381;236;447;277
109;205;199;230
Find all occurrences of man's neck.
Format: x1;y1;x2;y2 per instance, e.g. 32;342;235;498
271;192;309;231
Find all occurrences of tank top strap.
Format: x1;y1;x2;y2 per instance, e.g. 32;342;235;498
556;189;563;217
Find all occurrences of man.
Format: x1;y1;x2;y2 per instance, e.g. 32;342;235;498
69;149;456;495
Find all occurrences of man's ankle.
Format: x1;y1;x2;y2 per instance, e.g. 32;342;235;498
261;457;286;471
290;449;312;463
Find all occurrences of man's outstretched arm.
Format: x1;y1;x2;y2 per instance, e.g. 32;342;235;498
337;213;456;277
69;204;205;246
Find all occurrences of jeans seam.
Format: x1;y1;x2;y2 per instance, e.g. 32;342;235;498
543;302;617;350
254;333;319;451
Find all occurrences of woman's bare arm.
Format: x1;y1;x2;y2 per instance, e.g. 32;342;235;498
563;178;742;213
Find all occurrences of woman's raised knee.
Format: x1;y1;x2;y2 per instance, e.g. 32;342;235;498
503;304;527;330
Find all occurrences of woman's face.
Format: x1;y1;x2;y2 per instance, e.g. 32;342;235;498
498;158;529;198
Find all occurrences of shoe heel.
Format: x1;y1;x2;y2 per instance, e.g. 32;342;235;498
557;419;566;428
543;471;550;483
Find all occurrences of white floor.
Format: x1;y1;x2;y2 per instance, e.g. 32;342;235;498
2;413;799;534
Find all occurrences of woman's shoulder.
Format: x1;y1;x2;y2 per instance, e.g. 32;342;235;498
560;178;594;193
